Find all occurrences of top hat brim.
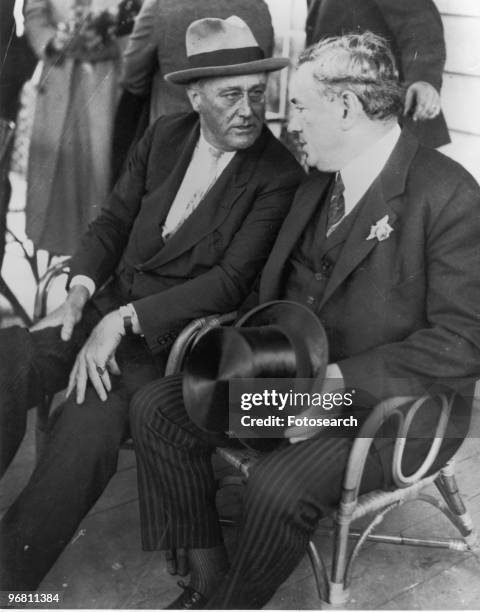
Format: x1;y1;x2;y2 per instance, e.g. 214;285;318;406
183;301;329;436
165;57;289;84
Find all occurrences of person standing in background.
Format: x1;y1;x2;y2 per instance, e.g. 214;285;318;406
305;0;450;149
0;0;36;268
0;0;36;124
24;0;140;257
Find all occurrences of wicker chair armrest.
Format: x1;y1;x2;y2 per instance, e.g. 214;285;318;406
343;393;454;496
33;257;71;323
165;311;238;376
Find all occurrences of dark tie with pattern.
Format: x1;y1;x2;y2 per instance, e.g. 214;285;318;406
326;172;345;236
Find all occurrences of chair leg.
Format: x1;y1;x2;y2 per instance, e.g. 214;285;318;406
307;540;329;603
328;492;356;605
434;461;478;548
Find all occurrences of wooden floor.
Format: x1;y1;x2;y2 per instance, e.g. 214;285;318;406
1;408;480;610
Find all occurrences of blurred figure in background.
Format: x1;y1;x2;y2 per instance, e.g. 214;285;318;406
24;0;141;257
305;0;450;149
0;0;36;268
0;0;36;124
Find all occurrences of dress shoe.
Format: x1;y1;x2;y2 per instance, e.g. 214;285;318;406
165;581;208;609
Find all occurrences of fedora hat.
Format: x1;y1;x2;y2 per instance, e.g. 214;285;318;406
165;16;289;85
183;301;329;442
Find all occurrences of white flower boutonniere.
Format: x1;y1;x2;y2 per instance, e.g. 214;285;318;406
366;215;394;242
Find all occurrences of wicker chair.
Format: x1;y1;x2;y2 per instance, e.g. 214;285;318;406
32;264;478;606
164;313;478;607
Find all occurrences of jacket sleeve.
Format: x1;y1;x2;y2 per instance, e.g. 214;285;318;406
338;172;480;401
120;0;158;97
133;163;304;353
376;0;446;90
68;123;156;287
24;0;56;58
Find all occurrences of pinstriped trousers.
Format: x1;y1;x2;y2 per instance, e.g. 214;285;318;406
130;375;390;609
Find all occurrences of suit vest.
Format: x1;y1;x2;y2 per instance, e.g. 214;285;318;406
282;180;363;312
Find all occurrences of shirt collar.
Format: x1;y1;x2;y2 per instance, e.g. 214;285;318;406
340;123;401;214
198;131;235;160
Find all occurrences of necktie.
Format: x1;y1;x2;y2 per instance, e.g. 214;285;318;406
162;144;224;239
326;172;345;236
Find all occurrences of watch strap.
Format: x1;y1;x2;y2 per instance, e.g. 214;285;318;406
119;305;135;337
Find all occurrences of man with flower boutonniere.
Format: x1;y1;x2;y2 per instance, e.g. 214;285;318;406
129;32;480;609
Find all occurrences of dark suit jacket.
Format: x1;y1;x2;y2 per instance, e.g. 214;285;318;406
305;0;450;148
260;130;480;401
69;112;303;354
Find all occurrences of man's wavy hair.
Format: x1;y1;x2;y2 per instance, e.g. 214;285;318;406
298;32;405;120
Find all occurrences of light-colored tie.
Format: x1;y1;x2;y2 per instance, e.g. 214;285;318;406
162;145;224;240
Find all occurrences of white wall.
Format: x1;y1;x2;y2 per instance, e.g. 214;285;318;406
434;0;480;182
264;0;480;182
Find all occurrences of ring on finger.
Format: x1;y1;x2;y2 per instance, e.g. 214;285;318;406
96;365;106;376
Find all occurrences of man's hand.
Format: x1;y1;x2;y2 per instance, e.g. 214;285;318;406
30;285;90;341
284;364;345;444
66;311;124;404
404;81;441;121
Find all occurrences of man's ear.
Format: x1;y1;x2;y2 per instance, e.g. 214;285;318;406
186;86;202;112
340;90;363;129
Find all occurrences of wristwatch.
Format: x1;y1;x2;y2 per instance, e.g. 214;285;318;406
119;304;136;337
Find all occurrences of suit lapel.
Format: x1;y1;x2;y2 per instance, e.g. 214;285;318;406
150;121;200;226
142;125;271;270
318;130;419;308
260;170;333;300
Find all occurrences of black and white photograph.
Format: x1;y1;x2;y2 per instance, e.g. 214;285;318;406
1;0;480;609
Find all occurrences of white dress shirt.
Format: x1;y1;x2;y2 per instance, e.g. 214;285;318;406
339;123;401;220
162;134;235;240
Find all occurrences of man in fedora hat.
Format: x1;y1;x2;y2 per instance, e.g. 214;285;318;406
0;16;302;591
130;32;480;608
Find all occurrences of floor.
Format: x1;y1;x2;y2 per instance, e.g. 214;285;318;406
1;412;480;610
2;182;480;610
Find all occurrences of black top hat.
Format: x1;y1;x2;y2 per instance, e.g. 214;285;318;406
183;301;329;439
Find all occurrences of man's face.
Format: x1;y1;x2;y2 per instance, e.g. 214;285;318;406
188;73;267;151
289;63;344;171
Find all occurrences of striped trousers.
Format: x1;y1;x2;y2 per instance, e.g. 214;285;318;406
130;375;391;609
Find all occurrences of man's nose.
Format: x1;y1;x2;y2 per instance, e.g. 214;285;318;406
237;94;254;117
